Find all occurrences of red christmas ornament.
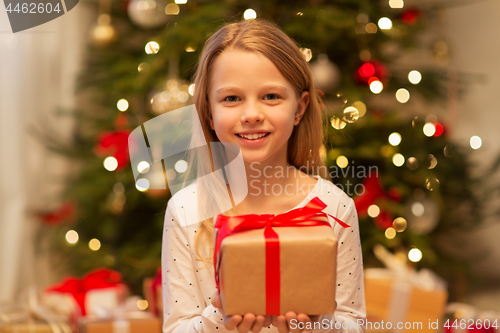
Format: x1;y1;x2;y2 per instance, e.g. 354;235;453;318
374;210;394;230
95;130;131;170
355;60;389;86
37;202;76;226
401;9;421;25
387;187;403;202
354;173;398;231
433;122;444;137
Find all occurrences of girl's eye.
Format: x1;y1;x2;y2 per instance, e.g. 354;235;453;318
223;95;239;103
264;94;279;100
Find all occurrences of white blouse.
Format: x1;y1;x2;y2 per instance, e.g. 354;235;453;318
161;175;366;333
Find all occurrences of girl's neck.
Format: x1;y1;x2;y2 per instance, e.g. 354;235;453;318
225;154;317;215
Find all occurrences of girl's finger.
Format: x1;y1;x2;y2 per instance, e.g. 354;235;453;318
250;315;266;333
237;313;256;333
296;313;312;332
285;312;300;333
211;292;222;310
263;316;273;329
273;314;289;333
223;314;242;331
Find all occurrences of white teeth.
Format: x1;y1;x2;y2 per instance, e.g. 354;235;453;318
238;133;268;140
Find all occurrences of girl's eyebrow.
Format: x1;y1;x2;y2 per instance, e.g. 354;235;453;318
215;84;290;94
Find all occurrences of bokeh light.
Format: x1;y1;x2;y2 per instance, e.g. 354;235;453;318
367;204;381;218
428;154;438;169
385;227;396;239
395;88;410;103
300;48;312;62
175;160;188;173
423;122;436;137
393;217;407;232
138;63;150;73
365;23;378;34
104;157;118;171
165;3;180;15
389;0;404;8
388;132;401;146
117;99;129;111
408;248;422;262
406;157;419;170
352;101;367;117
138;161;150;174
89;238;101;251
336;155;348;168
188;84;195;96
145;41;160;54
243;8;257;20
330;116;347;130
343;106;360;123
66;230;79;244
392;153;405;167
408;70;422;84
411;202;425;216
136;178;150;192
470;136;482;149
137;300;148;310
425;178;440;191
369;80;383;94
378;17;392;30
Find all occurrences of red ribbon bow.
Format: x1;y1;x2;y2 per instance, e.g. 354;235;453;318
45;268;124;316
213;196;349;315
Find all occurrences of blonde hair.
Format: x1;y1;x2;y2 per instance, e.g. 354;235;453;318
189;18;329;265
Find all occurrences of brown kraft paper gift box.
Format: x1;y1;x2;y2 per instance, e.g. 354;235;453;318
364;276;448;333
218;225;337;316
79;317;161;333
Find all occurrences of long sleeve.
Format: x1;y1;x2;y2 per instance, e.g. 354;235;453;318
314;196;366;333
161;198;236;333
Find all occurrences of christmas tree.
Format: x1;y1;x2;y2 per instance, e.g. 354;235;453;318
40;0;482;299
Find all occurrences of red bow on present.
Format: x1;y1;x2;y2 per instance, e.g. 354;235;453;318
213;196;349;315
45;268;124;316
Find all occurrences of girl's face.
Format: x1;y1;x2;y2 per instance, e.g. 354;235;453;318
208;49;309;165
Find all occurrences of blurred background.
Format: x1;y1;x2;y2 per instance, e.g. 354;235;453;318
1;0;499;331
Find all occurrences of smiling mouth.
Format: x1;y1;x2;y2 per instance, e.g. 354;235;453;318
236;132;270;140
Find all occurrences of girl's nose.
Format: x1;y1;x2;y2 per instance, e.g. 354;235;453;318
240;101;264;124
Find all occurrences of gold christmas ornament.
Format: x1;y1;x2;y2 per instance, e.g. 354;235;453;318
90;14;118;46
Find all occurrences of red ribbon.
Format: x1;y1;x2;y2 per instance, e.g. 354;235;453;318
45;268;124;316
151;268;162;316
213;196;349;315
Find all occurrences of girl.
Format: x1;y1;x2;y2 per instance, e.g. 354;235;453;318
162;19;366;333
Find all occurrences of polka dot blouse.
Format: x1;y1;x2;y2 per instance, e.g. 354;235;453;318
161;176;366;332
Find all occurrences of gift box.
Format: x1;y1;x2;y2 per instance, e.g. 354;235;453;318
364;268;448;333
142;268;162;317
444;303;500;333
79;317;161;333
218;225;337;316
45;268;128;318
0;294;72;333
214;197;349;316
364;245;448;333
1;323;54;333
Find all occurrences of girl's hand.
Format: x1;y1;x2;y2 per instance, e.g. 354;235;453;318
211;291;272;333
272;312;320;333
271;302;337;333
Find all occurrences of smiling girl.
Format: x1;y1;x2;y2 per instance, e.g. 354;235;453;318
162;19;366;333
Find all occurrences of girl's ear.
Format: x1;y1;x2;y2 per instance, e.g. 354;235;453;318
295;90;310;124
